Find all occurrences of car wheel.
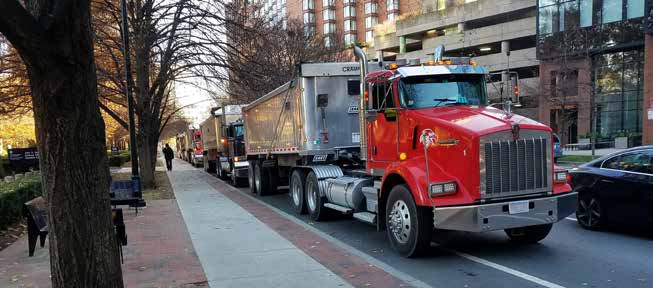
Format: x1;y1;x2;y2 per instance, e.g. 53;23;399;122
248;161;257;194
577;193;604;230
290;169;307;214
306;171;328;221
505;224;553;244
385;184;432;258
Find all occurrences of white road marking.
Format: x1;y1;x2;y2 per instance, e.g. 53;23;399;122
434;244;567;288
565;217;578;222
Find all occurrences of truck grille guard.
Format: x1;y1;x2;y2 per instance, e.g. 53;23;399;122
479;129;552;199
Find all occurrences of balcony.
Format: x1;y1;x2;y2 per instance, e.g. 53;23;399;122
421;17;536;51
472;47;538;72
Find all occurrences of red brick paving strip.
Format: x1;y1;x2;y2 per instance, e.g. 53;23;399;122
0;199;208;288
205;176;409;288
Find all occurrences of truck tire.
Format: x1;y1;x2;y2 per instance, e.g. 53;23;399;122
290;169;307;214
257;164;277;196
248;161;257;194
385;184;432;258
217;160;228;180
305;171;328;221
505;224;553;244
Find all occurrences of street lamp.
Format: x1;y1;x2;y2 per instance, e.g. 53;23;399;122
120;0;142;198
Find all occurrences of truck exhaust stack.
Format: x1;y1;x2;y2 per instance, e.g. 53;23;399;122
353;46;368;161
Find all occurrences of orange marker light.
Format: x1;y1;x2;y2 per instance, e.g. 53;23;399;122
388;63;399;69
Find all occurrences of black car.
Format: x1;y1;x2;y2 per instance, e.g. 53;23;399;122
569;146;653;230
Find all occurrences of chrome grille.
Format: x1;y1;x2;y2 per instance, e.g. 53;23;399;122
480;131;552;199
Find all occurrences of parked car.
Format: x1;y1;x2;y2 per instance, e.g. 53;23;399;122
553;134;563;162
569;146;653;230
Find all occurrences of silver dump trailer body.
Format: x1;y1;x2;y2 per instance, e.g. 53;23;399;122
244;62;381;157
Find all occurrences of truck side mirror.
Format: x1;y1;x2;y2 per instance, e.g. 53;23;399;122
366;110;378;122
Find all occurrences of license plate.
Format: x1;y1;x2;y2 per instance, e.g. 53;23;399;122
508;200;529;214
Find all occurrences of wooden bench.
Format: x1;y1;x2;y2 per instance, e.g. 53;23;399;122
24;197;48;257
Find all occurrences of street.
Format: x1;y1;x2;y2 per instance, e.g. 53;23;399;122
232;184;653;288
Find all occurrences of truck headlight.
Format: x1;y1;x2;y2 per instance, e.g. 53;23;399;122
555;171;568;183
430;181;457;197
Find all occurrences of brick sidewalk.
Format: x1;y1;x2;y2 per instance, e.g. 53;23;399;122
0;199;207;287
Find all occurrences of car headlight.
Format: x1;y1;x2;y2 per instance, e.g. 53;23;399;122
430;181;457;197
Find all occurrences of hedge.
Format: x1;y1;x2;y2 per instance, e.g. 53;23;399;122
108;151;131;167
0;174;42;231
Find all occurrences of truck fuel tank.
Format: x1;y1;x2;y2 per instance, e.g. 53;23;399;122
326;176;373;211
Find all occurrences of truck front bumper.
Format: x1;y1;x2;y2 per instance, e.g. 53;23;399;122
232;162;249;178
433;192;577;232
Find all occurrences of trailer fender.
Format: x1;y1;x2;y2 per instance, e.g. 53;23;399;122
293;165;344;197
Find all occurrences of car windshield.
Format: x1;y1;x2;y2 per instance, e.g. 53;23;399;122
399;74;487;109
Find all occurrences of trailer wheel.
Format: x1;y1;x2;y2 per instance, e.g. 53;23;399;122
385;184;432;258
257;164;277;196
306;171;328;221
289;169;307;214
248;161;257;194
505;224;553;244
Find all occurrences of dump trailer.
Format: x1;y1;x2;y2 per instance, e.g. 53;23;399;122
175;132;189;160
244;51;577;258
200;105;249;185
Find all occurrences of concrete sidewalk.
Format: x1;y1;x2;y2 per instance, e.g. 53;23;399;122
167;159;353;288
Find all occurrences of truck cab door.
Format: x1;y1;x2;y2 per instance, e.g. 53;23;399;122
368;81;399;163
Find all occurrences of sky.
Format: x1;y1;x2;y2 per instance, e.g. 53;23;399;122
174;81;217;127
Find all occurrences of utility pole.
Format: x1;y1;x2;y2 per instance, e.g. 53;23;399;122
121;0;141;197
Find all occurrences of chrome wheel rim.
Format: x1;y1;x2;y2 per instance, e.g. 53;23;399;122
577;197;601;227
388;199;411;244
307;178;317;212
291;174;302;207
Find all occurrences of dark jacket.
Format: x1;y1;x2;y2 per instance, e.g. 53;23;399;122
163;147;174;160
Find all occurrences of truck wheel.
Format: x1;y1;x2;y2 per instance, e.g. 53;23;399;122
305;171;328;221
505;224;553;244
257;164;277;196
576;193;605;230
385;184;432;258
248;161;257;194
290;170;307;214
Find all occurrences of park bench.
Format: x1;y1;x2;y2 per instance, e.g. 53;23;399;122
109;179;146;214
24;197;128;260
24;197;48;257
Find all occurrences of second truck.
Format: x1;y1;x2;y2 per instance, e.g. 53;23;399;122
243;47;577;257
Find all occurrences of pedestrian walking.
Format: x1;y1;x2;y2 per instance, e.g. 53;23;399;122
163;144;174;171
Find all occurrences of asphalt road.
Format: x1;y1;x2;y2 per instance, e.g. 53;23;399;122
232;184;653;288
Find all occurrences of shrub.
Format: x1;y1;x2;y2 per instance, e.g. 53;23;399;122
0;174;42;231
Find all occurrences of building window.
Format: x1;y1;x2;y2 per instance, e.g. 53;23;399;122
324;36;332;47
365;16;378;28
579;0;592;27
303;0;314;10
388;13;396;22
538;0;579;34
602;0;623;24
366;30;374;43
303;11;315;23
304;25;316;36
343;0;356;5
627;0;644;19
323;9;335;20
365;2;377;14
550;70;578;97
437;0;445;10
345;33;357;45
344;19;356;32
344;6;356;17
386;0;399;11
323;22;336;34
323;0;335;7
594;49;644;137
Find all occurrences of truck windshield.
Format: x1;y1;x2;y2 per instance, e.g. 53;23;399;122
399;74;487;109
233;125;244;137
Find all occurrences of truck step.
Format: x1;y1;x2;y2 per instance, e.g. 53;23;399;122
353;212;376;225
373;180;382;190
361;186;379;214
324;203;353;214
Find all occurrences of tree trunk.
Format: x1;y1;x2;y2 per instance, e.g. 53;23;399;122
137;134;156;189
26;19;124;288
0;0;125;286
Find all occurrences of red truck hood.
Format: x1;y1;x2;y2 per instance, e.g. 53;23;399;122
408;105;550;138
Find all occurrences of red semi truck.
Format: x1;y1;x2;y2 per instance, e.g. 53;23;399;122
243;47;577;257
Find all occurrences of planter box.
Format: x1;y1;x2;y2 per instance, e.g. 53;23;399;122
614;137;629;149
